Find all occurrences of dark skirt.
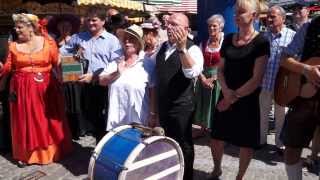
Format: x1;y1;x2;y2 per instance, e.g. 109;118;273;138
211;89;261;149
194;67;220;129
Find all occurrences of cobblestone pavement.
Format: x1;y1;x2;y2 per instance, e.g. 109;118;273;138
0;133;318;180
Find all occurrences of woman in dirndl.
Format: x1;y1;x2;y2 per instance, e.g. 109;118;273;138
0;13;73;167
193;14;224;136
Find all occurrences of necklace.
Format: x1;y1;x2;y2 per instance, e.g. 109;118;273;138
125;59;138;68
124;55;140;68
208;34;221;48
236;30;256;45
26;37;44;83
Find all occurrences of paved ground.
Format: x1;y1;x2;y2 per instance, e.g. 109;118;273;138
0;132;319;180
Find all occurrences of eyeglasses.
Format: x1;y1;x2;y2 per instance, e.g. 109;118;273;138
167;22;189;30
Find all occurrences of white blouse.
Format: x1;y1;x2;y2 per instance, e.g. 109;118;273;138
105;54;156;131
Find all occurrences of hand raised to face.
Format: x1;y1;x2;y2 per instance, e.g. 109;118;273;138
171;26;188;50
167;13;190;50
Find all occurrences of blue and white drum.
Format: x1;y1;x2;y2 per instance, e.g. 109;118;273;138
88;125;184;180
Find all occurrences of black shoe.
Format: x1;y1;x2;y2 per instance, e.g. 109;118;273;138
17;161;27;168
79;130;86;137
86;132;94;136
207;170;222;180
305;156;319;174
275;147;284;156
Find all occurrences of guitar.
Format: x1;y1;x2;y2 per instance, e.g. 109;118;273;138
274;57;320;106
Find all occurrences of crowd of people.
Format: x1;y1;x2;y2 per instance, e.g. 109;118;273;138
0;0;318;180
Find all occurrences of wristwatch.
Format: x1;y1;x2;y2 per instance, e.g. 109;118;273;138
177;48;188;54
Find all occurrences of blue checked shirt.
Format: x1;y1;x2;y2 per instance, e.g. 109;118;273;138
60;30;123;73
283;22;310;61
261;27;296;91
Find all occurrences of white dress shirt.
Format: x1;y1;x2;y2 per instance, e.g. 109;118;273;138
164;42;204;79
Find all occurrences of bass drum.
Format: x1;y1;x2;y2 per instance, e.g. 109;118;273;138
88;125;184;180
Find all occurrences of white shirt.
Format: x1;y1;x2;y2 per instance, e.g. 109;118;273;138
163;42;204;79
105;53;156;131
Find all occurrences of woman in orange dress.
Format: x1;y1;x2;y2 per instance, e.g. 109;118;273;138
0;13;72;167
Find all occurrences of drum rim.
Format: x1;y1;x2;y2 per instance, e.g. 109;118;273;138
119;136;185;180
88;125;133;180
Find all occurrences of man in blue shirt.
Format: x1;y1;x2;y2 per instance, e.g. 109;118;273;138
260;5;295;151
290;2;310;31
60;6;123;141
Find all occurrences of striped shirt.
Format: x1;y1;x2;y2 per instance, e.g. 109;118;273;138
261;27;296;91
60;30;123;73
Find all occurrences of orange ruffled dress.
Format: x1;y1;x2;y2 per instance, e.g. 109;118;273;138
1;38;73;164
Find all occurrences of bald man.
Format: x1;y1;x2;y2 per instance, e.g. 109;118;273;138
106;8;119;18
106;8;119;25
152;13;204;180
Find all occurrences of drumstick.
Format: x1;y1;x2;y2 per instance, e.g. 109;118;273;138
131;123;165;136
152;127;165;136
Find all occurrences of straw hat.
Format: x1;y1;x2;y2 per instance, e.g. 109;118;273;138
118;24;144;50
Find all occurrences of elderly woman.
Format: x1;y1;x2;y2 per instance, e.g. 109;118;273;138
98;24;156;131
0;13;72;167
209;0;269;179
141;16;162;59
193;14;224;137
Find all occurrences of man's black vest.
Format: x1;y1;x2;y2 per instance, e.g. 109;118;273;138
156;40;195;113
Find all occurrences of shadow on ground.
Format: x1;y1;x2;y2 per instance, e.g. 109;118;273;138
193;132;284;166
60;141;94;176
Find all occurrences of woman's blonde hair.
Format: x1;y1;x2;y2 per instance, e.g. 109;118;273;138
236;0;268;16
12;13;39;32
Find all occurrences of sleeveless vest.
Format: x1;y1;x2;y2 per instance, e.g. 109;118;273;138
156;40;195;113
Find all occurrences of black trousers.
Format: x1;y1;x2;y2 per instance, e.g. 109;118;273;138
64;82;92;139
0;89;11;152
0;74;11;153
160;109;194;180
83;84;108;142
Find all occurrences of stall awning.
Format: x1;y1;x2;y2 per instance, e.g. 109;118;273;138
157;0;196;14
77;0;144;11
132;0;181;5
